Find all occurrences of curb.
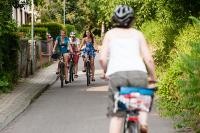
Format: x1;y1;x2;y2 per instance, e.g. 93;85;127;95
0;78;57;131
30;78;58;104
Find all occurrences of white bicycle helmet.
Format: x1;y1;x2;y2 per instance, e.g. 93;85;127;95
70;32;76;37
112;5;134;26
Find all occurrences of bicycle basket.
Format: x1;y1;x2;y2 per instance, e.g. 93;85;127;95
51;53;59;60
114;87;156;112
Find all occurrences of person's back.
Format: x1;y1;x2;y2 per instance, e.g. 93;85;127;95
105;28;147;76
99;5;156;133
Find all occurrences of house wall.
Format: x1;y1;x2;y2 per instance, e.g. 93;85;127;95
12;5;31;26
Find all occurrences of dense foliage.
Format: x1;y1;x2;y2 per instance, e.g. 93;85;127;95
157;19;200;131
0;0;20;92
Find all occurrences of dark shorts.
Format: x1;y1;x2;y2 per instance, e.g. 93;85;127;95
107;71;148;117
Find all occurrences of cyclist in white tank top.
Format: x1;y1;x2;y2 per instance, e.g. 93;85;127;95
99;5;156;133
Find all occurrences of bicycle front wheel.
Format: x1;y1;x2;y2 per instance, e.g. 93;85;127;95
60;62;65;88
86;61;90;86
69;60;74;83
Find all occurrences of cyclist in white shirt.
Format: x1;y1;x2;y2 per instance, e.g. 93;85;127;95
99;5;156;133
69;32;80;78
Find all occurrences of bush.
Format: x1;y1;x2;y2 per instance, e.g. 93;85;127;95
0;32;19;92
172;24;200;57
22;22;64;40
21;23;76;40
157;19;200;131
19;27;48;40
65;24;75;36
140;20;177;69
0;72;13;92
177;41;200;131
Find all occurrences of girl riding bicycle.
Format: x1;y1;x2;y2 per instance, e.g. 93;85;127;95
79;30;96;81
53;30;72;84
99;5;157;133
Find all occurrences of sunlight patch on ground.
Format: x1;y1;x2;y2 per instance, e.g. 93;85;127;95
77;69;104;75
86;86;108;92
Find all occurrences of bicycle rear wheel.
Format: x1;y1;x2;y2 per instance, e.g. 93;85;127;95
124;121;140;133
86;61;90;86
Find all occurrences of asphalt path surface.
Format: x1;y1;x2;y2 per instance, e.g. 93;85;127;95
1;54;175;133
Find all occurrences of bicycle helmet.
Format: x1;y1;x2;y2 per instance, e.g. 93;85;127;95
112;5;134;27
70;32;76;37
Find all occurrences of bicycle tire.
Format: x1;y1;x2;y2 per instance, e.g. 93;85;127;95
124;121;140;133
60;75;64;88
69;60;74;83
86;61;90;86
129;122;140;133
60;62;65;88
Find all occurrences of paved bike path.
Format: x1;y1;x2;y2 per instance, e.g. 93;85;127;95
0;60;175;133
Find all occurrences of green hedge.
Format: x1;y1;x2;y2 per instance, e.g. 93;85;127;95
19;27;48;40
157;21;200;131
64;24;75;36
22;22;63;40
22;23;75;40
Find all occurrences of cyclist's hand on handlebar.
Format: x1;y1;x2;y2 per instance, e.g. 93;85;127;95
94;49;99;53
52;49;55;54
147;77;157;88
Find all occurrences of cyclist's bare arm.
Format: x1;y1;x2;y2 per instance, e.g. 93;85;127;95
53;40;58;53
99;32;109;72
68;44;73;53
139;31;156;81
79;38;86;51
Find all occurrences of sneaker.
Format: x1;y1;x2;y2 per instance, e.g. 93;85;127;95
65;80;69;84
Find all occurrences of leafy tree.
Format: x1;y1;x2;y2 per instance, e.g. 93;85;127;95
37;0;64;23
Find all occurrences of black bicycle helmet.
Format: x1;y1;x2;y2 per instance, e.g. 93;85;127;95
112;5;134;27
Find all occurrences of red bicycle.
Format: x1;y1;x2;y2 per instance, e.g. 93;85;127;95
114;86;157;133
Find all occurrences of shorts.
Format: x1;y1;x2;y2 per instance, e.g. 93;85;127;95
107;70;148;117
73;53;79;64
59;52;69;59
